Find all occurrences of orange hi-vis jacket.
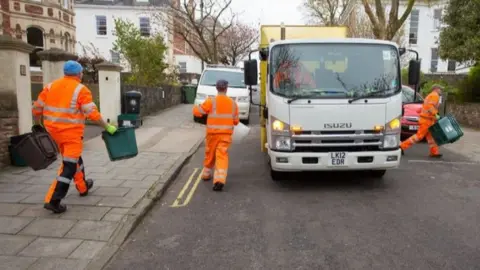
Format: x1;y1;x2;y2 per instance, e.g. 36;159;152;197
419;91;440;121
193;95;239;134
273;62;315;88
32;76;102;136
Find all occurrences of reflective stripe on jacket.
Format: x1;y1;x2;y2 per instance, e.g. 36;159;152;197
193;95;239;134
32;76;102;134
419;91;440;121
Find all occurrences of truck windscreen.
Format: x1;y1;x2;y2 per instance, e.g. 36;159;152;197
200;70;246;88
269;43;400;99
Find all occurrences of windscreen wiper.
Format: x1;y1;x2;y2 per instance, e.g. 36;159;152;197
348;89;387;103
286;90;345;104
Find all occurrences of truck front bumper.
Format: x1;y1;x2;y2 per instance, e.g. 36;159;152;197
268;148;401;172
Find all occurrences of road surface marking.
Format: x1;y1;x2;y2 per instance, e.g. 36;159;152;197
408;160;478;165
171;168;199;207
182;169;204;207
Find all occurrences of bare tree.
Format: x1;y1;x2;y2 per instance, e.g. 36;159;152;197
346;9;406;46
77;42;105;83
218;22;258;66
157;0;235;64
301;0;352;25
359;0;436;40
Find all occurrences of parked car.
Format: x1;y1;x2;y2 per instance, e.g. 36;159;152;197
401;85;423;139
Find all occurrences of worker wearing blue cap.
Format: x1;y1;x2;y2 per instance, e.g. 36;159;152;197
193;79;240;191
32;60;118;213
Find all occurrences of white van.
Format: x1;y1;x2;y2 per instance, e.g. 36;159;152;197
193;65;251;124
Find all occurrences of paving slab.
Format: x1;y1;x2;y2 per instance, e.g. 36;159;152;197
65;220;117;241
0;216;33;234
19;218;76;238
68;240;107;259
0;203;28;216
18;237;82;257
0;234;36;255
28;257;90;270
0;255;37;270
0;193;30;203
93;187;131;197
17;205;61;218
59;206;111;221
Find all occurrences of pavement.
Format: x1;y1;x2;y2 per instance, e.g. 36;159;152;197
104;105;480;270
0;104;205;270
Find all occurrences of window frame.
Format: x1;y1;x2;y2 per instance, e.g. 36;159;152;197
430;48;439;73
139;17;151;37
96;15;107;36
409;9;419;45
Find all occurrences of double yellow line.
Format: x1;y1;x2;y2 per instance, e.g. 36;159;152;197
170;168;203;207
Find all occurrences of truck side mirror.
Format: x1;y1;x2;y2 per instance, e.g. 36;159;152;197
408;59;421;87
399;48;406;56
244;59;258;86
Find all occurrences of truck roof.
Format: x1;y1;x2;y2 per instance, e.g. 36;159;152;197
269;38;398;48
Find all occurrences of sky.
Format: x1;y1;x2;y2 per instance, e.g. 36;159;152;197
229;0;305;25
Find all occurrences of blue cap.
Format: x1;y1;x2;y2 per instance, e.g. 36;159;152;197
216;79;228;90
63;60;83;76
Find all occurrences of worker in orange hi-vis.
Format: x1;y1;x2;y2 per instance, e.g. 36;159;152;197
192;79;239;191
32;60;118;213
400;84;443;158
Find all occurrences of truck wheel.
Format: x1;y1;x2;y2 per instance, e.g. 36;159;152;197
270;169;287;181
370;170;386;178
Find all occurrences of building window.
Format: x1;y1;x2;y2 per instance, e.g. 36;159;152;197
111;50;120;64
433;9;442;30
63;0;68;9
409;9;419;45
447;60;456;72
96;16;107;36
430;48;439;73
27;27;44;68
139;17;151;37
179;62;187;73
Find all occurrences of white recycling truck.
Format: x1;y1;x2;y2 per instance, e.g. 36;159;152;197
243;24;421;180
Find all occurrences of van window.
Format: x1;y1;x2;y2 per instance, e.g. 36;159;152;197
200;70;245;88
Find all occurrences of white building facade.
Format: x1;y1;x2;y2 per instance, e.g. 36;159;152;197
74;3;174;71
342;0;468;74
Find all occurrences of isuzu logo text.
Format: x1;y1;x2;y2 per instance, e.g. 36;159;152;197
324;123;352;129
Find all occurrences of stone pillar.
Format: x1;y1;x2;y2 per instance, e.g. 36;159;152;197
0;35;34;167
37;48;78;84
96;61;123;124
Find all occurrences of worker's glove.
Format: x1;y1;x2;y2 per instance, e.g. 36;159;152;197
105;124;117;135
435;114;440;120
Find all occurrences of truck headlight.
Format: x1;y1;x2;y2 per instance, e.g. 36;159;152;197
196;93;207;100
274;136;292;150
237;96;249;103
270;116;292;151
382;116;401;148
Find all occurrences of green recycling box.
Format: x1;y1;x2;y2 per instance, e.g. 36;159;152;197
102;127;138;161
429;114;464;146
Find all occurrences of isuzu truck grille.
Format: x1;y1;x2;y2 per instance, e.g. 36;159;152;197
292;130;383;153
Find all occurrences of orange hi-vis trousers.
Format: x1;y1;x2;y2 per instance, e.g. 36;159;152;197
400;118;440;155
201;134;232;185
44;133;89;203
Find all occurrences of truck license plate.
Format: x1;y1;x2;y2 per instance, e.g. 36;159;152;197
329;152;346;166
408;125;418;131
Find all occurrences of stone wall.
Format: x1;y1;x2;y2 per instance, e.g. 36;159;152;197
0;92;19;168
448;102;480;129
121;85;182;116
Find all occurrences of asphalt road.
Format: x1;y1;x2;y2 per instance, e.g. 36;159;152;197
105;104;480;270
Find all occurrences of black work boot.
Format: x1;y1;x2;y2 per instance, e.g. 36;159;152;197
429;153;443;158
80;179;94;197
44;200;67;214
213;182;224;191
